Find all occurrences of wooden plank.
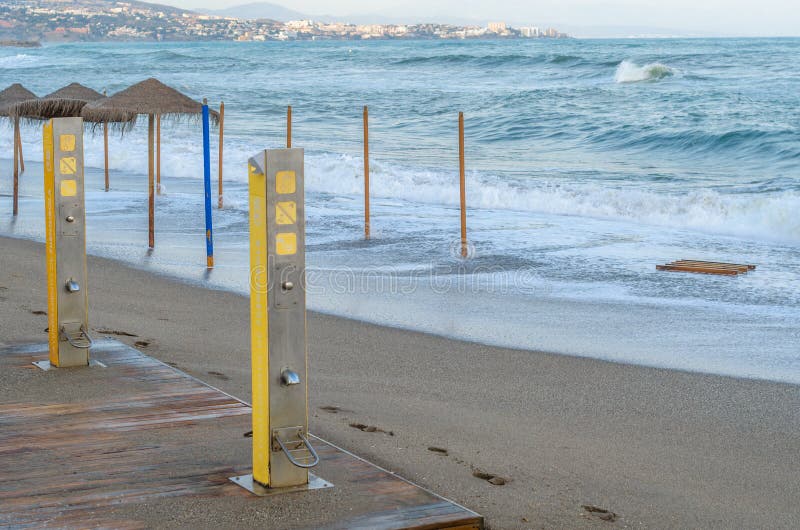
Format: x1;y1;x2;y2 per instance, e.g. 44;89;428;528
656;264;739;276
673;262;747;269
671;263;749;273
673;260;755;271
0;340;483;530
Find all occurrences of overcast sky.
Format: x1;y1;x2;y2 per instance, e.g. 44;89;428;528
157;0;800;36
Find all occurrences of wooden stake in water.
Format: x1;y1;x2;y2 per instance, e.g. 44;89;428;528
363;105;370;240
287;105;292;148
218;101;224;209
459;112;467;258
16;123;24;174
103;122;109;191
156;114;161;195
148;114;155;249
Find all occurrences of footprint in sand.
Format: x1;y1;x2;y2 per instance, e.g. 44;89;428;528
349;422;394;436
582;505;618;522
472;469;508;485
96;329;138;337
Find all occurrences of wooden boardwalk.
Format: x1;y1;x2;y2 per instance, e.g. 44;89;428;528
0;340;482;529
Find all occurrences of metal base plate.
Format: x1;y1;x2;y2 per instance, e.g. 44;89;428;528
229;473;333;497
33;359;107;371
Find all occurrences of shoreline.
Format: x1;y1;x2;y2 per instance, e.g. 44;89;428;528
1;227;797;388
2;235;799;528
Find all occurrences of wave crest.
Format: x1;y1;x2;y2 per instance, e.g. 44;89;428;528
299;153;800;244
392;53;594;69
614;60;674;83
0;54;40;68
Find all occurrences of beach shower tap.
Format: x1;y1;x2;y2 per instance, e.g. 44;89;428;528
281;368;301;386
41;117;92;368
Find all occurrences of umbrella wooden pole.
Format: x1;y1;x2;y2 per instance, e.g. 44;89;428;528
12;116;19;216
459;112;467;259
148;114;155;248
363;105;370;240
218;101;224;209
16;123;24;174
156;114;161;195
103;122;109;191
287;105;292;148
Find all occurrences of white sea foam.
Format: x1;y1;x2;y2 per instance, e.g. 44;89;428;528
0;54;41;68
3;125;797;244
614;60;674;83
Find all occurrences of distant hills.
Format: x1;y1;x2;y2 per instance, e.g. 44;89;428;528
200;2;489;26
126;0;191;17
202;2;308;22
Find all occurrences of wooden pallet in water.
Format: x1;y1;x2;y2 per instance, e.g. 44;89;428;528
656;259;757;276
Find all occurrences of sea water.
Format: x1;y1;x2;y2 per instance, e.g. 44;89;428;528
1;38;798;382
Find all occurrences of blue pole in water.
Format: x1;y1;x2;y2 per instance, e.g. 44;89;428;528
202;101;214;268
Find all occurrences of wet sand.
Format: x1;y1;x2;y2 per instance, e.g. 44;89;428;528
2;235;799;529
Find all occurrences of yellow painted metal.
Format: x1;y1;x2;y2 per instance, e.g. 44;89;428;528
249;157;270;486
43;121;59;366
275;201;297;225
59;157;77;175
276;170;296;194
275;232;297;255
59;134;76;152
60;180;77;197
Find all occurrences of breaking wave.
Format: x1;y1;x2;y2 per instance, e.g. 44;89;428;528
0;54;41;68
614;60;674;83
391;53;596;68
4;125;795;243
299;154;800;244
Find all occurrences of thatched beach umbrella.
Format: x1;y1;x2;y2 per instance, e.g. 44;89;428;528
0;83;36;215
82;78;216;248
14;83;135;193
15;82;104;120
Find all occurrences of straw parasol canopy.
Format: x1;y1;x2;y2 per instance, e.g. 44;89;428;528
14;82;105;121
81;78;217;126
80;78;217;248
0;83;36;117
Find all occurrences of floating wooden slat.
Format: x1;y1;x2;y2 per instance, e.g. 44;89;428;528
0;340;483;529
656;259;756;276
657;264;739;275
673;260;756;271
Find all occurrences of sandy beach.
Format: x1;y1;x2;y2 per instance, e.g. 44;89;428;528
1;234;799;528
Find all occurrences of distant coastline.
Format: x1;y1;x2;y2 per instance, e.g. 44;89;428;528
0;0;568;43
0;39;41;48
